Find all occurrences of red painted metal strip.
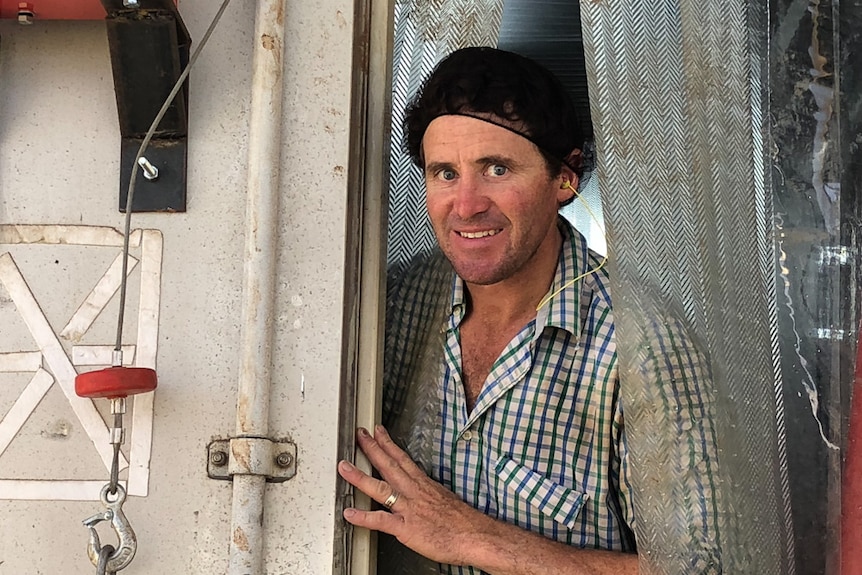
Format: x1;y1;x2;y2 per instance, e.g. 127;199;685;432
843;326;862;574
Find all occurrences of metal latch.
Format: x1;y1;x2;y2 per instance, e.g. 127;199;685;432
207;437;297;483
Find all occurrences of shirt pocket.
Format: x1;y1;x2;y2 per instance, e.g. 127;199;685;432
494;456;589;530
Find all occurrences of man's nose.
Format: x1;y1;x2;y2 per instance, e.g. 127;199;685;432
452;176;491;219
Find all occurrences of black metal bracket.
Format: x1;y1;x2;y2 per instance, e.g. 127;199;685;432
101;0;191;212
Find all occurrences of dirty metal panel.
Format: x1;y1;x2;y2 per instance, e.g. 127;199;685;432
0;10;249;574
0;225;162;500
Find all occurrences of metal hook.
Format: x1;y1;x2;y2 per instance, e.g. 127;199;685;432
83;484;137;573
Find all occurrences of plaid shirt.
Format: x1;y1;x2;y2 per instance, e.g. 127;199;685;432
383;219;633;573
383;219;718;573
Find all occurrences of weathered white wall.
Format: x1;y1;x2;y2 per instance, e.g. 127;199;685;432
0;0;357;572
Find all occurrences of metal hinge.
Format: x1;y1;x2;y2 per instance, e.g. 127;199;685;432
206;437;297;483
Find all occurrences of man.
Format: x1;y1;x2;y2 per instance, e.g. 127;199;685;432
338;47;717;574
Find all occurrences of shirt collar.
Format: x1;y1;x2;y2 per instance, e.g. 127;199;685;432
540;218;590;337
446;217;590;337
447;271;467;333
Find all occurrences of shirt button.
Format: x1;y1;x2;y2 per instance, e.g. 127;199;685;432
462;430;474;441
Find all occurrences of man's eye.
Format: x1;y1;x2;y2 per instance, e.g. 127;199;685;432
488;165;508;177
439;169;456;181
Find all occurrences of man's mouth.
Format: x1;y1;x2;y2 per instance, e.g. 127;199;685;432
457;229;502;239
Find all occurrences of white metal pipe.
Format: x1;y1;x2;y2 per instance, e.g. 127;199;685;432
229;0;287;573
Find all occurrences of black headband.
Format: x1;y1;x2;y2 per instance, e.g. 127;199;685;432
436;112;579;173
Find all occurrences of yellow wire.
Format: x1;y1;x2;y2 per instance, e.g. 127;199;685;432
535;182;609;311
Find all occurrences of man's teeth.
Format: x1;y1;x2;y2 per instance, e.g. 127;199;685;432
459;229;500;239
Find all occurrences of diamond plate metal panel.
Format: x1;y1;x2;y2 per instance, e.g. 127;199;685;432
580;0;792;573
381;4;504;572
386;0;505;275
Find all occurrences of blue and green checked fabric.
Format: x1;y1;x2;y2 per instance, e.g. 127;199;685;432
383;218;718;573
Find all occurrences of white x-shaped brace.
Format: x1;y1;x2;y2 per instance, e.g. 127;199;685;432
0;225;162;499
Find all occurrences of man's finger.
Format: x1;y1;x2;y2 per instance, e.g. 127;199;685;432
356;427;412;483
338;460;400;506
372;425;426;477
342;507;404;535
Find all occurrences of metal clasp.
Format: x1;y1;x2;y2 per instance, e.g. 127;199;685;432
83;484;137;573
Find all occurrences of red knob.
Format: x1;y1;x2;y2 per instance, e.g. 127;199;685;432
75;366;158;399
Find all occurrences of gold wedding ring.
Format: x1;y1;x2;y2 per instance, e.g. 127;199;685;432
383;491;399;510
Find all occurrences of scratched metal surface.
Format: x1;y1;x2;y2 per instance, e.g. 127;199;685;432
0;1;361;572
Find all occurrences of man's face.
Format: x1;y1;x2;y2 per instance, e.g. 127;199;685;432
422;115;572;286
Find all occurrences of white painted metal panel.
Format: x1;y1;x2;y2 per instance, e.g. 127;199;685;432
0;0;359;571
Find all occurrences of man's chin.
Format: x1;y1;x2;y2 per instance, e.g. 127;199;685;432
450;262;509;286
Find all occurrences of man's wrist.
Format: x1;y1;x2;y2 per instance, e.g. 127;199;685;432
452;511;640;575
456;511;527;573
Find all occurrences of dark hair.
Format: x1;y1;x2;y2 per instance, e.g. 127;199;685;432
404;46;588;180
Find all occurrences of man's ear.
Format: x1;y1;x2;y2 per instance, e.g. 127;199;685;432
557;149;583;202
557;175;578;203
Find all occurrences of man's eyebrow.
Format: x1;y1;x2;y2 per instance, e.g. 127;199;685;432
424;155;523;175
476;155;522;169
424;161;455;175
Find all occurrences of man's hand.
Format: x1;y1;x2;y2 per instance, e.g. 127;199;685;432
338;425;491;566
338;425;639;575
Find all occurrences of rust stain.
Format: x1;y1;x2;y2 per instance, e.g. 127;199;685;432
233;527;250;552
333;165;345;175
259;33;282;82
275;0;284;26
233;439;252;472
238;393;251;434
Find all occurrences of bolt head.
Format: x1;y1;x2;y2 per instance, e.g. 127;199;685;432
210;450;228;466
275;452;293;468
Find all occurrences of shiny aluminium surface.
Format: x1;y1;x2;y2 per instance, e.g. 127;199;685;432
583;0;861;573
770;1;861;573
581;0;791;573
